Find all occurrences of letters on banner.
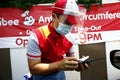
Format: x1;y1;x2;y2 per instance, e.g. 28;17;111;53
0;2;120;48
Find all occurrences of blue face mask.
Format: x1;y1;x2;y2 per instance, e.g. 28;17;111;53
55;23;72;35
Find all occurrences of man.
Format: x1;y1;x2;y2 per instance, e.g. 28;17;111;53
26;0;88;80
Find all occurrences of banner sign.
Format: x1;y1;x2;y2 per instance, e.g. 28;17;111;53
0;2;120;48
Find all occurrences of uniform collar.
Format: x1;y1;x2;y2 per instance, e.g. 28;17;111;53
48;21;61;37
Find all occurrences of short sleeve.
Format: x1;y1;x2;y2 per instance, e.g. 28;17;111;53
26;33;42;60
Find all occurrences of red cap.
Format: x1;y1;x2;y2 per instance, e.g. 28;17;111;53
53;0;81;25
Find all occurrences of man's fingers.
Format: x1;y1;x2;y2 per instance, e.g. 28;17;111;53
67;57;77;61
65;64;78;70
83;63;89;69
65;60;78;65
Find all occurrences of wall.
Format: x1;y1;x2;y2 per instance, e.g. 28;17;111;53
79;43;107;80
102;0;120;80
105;41;120;80
10;48;29;80
0;48;12;80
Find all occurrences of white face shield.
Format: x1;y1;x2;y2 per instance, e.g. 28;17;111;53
53;0;86;28
63;7;86;34
54;7;86;35
53;0;86;43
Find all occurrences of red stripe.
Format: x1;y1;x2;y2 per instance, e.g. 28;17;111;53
27;53;41;58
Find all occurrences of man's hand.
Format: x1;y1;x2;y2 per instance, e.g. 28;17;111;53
56;57;78;71
75;56;89;71
75;62;89;71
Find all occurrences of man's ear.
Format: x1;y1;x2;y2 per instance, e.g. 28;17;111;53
52;13;56;21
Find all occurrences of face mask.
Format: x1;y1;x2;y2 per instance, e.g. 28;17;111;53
55;23;72;35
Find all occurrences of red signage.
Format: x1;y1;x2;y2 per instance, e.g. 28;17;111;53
0;2;120;48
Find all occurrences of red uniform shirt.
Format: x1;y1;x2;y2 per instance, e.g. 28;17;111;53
27;22;75;63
